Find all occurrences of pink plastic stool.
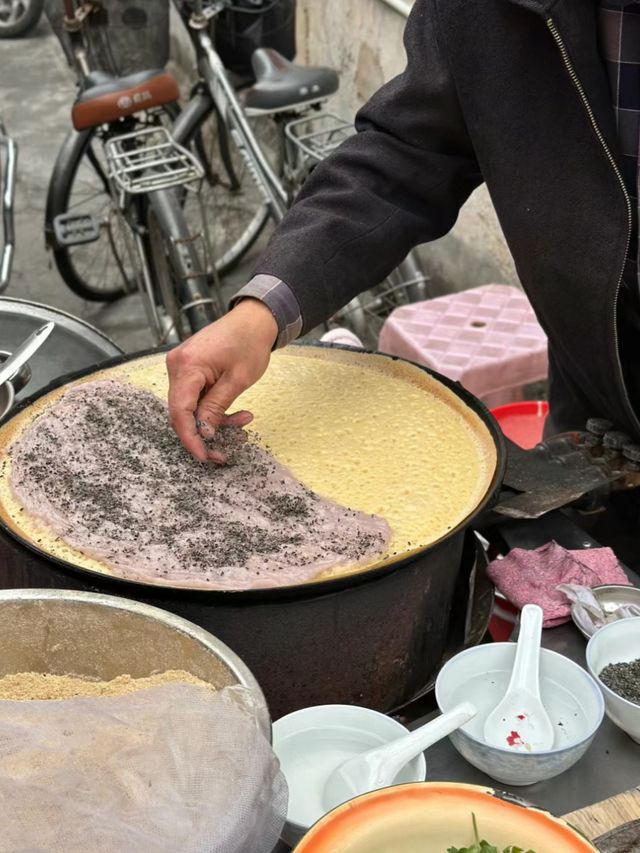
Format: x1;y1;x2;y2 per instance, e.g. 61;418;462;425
378;284;548;408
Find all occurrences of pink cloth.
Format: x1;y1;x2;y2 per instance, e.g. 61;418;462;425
487;541;631;628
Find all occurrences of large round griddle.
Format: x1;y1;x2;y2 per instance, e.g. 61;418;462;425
0;344;505;597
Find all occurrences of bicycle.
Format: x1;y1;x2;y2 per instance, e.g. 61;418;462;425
44;0;219;343
45;0;431;348
169;0;431;347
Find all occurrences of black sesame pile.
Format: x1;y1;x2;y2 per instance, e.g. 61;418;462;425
9;379;390;590
599;658;640;705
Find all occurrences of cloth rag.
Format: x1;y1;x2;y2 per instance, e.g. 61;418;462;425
487;540;630;627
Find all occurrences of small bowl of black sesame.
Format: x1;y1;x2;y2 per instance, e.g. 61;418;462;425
586;616;640;744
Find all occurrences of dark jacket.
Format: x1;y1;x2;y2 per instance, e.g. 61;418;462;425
254;0;638;436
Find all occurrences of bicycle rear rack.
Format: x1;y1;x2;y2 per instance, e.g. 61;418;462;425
105;126;204;195
284;112;355;163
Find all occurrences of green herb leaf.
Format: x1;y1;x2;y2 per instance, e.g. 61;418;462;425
446;815;535;853
445;841;498;853
446;843;535;853
503;848;536;853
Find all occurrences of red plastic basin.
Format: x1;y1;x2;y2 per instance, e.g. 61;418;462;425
491;400;549;449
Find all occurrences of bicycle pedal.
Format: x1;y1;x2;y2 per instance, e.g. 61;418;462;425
52;213;101;247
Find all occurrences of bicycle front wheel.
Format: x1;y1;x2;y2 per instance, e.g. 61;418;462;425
173;93;283;276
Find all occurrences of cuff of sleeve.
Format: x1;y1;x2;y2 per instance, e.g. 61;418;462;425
230;274;303;349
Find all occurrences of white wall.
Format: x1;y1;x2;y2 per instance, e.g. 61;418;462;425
295;0;520;292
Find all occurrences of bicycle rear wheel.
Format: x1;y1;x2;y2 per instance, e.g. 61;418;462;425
173;93;283;276
45;127;134;301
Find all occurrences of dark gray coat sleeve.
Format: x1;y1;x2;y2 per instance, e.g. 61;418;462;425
252;0;483;334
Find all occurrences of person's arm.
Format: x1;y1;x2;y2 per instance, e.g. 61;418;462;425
168;0;482;457
166;299;277;462
251;0;482;331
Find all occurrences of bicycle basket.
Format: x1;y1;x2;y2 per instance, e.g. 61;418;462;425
45;0;170;77
214;0;296;79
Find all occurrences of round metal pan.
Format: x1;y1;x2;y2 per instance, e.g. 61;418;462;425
571;583;640;638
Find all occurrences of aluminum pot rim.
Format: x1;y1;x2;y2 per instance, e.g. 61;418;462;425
0;587;271;736
0;378;14;422
0;342;507;600
0;295;122;353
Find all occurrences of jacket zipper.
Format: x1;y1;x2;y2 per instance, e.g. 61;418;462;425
546;18;639;430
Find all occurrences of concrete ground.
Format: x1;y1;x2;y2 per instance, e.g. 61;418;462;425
1;18;262;354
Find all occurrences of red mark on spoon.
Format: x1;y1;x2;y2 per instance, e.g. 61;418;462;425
506;730;524;747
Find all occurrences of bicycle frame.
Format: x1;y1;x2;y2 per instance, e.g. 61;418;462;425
0;120;17;294
170;0;431;345
176;0;289;222
59;0;98;80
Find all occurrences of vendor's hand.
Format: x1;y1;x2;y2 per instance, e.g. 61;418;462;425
166;299;278;462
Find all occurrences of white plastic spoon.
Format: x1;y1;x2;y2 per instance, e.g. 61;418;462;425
483;603;554;752
323;701;476;813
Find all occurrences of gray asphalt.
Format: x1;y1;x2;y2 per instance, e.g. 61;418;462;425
1;17;258;354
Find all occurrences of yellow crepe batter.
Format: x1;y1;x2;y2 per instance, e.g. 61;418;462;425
0;346;497;587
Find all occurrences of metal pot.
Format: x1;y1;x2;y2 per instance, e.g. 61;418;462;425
0;346;506;718
0;588;270;735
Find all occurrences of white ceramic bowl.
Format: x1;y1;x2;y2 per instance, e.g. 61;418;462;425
586;616;640;744
435;643;604;786
272;704;426;849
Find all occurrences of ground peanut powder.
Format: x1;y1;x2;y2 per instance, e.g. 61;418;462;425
0;670;214;700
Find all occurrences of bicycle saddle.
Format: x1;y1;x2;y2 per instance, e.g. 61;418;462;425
71;69;180;132
244;48;339;114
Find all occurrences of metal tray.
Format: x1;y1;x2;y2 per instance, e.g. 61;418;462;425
571;583;640;639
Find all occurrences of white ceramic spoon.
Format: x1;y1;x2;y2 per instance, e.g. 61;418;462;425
483;603;554;752
322;701;476;813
